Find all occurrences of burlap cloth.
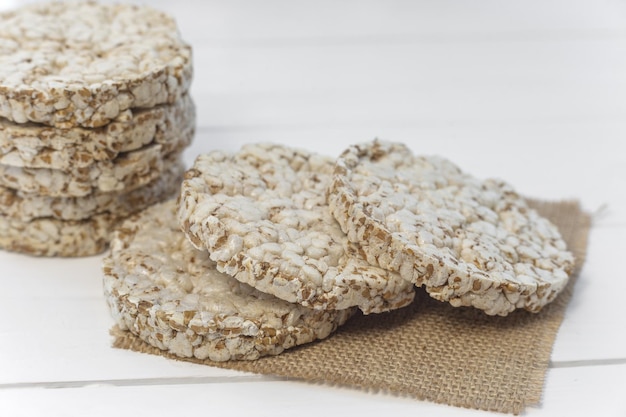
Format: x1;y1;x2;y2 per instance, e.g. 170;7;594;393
112;199;591;414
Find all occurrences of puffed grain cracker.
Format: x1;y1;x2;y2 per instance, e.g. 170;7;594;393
0;158;184;221
103;199;354;361
178;143;415;314
1;210;119;257
328;140;574;316
0;95;195;170
0;157;185;257
0;142;185;197
0;2;192;128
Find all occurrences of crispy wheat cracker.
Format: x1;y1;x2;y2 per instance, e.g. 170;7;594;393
0;2;192;128
328;140;574;316
0;95;195;170
178;143;415;314
103;199;354;361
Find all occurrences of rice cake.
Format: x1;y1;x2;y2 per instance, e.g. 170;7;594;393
1;211;116;257
0;158;184;222
328;140;574;316
0;142;186;197
0;95;195;170
103;199;354;361
0;2;192;128
178;143;415;314
0;158;185;257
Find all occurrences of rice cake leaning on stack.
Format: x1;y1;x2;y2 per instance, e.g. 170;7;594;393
0;2;195;256
177;143;416;314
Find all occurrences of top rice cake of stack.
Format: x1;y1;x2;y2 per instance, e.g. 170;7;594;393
0;2;195;256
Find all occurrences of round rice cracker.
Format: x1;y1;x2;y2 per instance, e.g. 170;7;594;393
0;2;192;128
0;95;195;171
1;210;118;257
103;200;354;361
0;159;185;257
178;143;415;314
328;140;575;316
0;155;185;222
0;140;187;198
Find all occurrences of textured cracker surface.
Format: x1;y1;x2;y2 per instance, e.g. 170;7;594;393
0;95;195;170
178;143;415;314
0;141;185;197
0;2;192;128
103;199;354;361
328;140;574;316
1;210;115;257
0;157;185;257
0;159;184;221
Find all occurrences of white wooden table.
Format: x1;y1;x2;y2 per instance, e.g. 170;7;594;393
1;1;625;415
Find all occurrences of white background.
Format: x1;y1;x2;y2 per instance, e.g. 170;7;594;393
1;1;625;416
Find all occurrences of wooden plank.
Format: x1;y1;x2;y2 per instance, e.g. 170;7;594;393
106;0;626;43
190;39;626;95
1;364;624;416
551;226;626;362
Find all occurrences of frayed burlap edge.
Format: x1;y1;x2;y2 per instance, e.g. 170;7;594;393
110;199;591;415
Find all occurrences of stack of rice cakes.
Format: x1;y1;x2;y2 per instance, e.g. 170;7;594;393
0;2;195;256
